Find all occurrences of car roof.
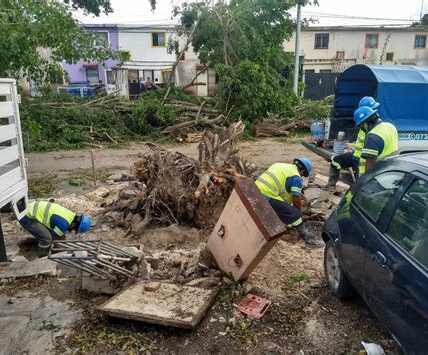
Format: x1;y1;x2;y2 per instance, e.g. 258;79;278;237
394;152;428;168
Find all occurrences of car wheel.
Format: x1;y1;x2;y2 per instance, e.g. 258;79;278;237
324;240;354;299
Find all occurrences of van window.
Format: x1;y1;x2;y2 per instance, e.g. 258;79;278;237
353;172;406;223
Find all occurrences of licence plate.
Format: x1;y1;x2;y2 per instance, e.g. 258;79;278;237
399;132;428;141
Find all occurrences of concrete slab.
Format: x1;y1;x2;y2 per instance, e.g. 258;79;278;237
0;295;82;354
0;257;58;279
314;174;349;193
99;282;218;329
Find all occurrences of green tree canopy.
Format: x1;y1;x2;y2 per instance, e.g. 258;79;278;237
0;0;121;87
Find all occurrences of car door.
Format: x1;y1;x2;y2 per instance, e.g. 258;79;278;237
363;175;428;353
337;171;407;292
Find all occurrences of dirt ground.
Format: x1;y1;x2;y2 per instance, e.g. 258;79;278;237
0;138;398;354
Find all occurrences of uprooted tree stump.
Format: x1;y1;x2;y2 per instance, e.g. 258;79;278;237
108;122;257;233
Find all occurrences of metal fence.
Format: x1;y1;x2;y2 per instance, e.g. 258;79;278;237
303;72;340;100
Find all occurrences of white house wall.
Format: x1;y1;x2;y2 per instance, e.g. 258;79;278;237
284;28;428;72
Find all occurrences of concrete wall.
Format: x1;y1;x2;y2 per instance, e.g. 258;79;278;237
284;27;428;73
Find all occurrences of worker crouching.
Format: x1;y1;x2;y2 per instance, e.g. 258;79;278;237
255;158;322;247
19;200;92;257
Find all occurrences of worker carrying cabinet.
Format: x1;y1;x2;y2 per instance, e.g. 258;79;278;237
207;178;287;281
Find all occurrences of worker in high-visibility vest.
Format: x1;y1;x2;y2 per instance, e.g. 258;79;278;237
255;158;322;247
324;96;379;191
354;105;399;175
19;200;92;257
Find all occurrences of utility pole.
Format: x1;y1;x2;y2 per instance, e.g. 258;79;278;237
420;0;425;21
293;3;302;95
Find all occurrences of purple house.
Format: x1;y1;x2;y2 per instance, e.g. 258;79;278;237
62;24;119;87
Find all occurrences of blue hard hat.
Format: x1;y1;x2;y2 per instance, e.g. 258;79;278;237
294;157;312;177
354;106;377;126
359;96;380;109
77;214;92;233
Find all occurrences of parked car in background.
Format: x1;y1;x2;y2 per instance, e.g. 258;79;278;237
57;81;94;97
323;152;428;353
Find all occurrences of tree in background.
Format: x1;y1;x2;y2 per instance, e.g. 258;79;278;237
0;0;122;88
172;0;315;121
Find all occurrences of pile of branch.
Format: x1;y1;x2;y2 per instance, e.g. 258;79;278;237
108;122;257;232
162;98;225;136
254;118;312;137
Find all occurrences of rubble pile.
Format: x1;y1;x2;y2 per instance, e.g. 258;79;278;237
107;122;258;232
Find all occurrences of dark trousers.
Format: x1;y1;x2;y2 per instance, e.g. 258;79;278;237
331;152;359;176
267;198;302;227
19;216;53;253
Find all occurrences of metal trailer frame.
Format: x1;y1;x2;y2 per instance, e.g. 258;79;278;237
0;79;29;261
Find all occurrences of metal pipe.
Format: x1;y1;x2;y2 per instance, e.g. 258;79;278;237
57;259;107;278
293;3;302;95
92;258;134;276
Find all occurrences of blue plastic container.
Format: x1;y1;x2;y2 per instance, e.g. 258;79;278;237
310;122;325;141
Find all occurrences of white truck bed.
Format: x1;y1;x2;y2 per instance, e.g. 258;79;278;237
0;79;28;219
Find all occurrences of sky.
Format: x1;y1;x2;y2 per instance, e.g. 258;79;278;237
76;0;428;26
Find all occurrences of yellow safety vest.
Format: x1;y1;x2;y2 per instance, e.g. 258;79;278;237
255;163;301;204
359;122;398;175
353;129;366;175
27;201;76;237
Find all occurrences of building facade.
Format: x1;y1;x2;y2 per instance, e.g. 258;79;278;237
61;24;215;97
62;24;119;88
284;26;428;73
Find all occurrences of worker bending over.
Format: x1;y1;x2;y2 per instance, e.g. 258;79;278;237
19;200;92;257
325;96;379;190
255;158;322;247
354;105;398;175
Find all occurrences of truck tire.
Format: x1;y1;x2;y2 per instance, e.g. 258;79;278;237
324;239;354;299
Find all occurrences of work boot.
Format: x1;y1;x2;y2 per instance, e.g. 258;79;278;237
296;223;324;248
323;165;340;192
38;243;51;258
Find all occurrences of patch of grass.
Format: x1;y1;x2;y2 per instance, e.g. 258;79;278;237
288;272;311;286
219;273;244;303
28;176;57;198
58;311;151;353
227;320;259;349
68;171;110;186
274;130;309;143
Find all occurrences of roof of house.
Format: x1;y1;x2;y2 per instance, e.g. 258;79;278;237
303;25;428;32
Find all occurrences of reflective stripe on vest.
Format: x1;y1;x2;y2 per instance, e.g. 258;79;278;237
359;122;398;175
255;163;300;203
352;129;366;159
27;201;75;230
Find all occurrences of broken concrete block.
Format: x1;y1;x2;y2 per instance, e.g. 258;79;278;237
81;276;118;295
99;282;218;329
121;246;143;259
0;257;58;280
10;255;28;263
86;187;110;202
119;188;139;200
145;256;163;270
186;277;221;289
107;172;125;182
144;282;161;292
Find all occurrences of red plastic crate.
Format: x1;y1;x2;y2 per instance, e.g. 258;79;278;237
236;293;271;319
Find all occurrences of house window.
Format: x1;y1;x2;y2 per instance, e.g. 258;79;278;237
152;32;166;47
86;68;99;86
106;70;114;85
415;35;427;48
161;69;173;83
365;34;379;48
336;51;345;60
93;32;109;47
386;52;394;61
314;33;329;49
